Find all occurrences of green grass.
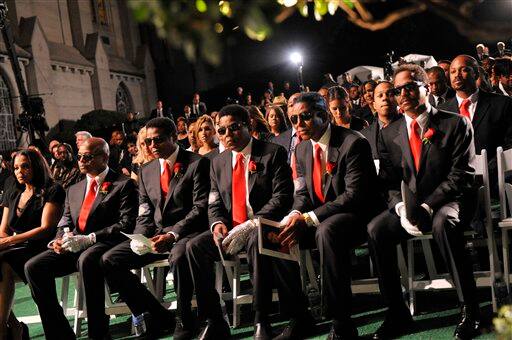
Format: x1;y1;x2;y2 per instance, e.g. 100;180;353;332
13;278;497;339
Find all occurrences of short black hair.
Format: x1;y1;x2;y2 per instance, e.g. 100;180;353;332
295;92;329;122
426;66;448;81
393;64;428;83
362;80;377;92
146;117;177;137
218;104;250;126
493;58;512;77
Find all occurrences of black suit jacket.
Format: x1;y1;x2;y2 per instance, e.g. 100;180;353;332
150;107;174;120
56;169;138;242
427;88;455;108
354;106;375;125
191;102;207;116
361;116;401;160
134;149;210;237
208;138;293;229
377;110;475;211
438;90;512;162
292;125;383;222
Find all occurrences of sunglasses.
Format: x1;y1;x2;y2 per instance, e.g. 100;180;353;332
217;122;246;136
289;112;314;125
391;81;424;96
77;153;100;162
144;136;167;146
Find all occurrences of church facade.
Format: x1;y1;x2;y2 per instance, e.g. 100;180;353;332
0;0;157;149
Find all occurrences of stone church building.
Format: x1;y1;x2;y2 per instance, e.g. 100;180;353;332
0;0;157;149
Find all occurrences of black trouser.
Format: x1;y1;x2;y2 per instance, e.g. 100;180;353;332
101;233;198;326
186;229;308;323
302;213;367;324
367;205;477;313
25;242;116;339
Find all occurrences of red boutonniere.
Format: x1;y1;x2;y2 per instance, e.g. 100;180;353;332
100;182;112;195
326;161;336;175
248;160;258;174
173;163;184;178
422;128;435;145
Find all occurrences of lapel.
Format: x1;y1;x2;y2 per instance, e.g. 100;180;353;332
394;118;417;180
144;160;163;209
223;151;233;212
323;131;340;199
417;111;436;178
472;91;490;130
304;141;315;203
72;179;87;227
85;169;116;225
162;149;186;212
248;139;263;194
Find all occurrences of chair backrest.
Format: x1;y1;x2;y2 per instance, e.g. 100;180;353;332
474;150;493;231
497;147;512;220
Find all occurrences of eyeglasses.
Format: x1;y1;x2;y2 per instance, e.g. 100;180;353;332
144;136;167;146
391;81;424;96
217;122;246;135
289;112;314;125
77;153;100;162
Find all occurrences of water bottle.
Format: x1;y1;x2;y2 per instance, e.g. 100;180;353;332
62;227;71;242
132;313;147;336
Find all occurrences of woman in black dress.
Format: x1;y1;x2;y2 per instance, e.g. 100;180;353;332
0;149;64;339
327;86;369;131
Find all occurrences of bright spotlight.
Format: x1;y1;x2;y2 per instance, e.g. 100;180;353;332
289;51;303;65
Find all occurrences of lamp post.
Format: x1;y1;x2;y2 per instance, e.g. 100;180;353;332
290;51;305;92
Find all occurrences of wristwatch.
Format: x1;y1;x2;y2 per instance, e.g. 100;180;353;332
302;212;314;227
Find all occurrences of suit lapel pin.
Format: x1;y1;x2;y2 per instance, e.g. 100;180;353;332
173;162;184;179
326;161;336;175
99;182;112;195
248;160;258;174
422;128;435;145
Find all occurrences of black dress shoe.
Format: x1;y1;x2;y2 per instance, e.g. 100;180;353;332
254;322;273;340
372;310;415;340
173;318;195;340
136;310;176;339
273;316;316;340
198;319;231;340
326;323;358;340
453;304;481;340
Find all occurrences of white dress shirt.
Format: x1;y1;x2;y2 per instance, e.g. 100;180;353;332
84;166;109;198
455;89;479;122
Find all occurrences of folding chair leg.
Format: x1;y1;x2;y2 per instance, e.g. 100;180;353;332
407;240;415;316
74;275;84;337
421;239;438;279
60;276;70;315
232;262;241;328
503;229;510;291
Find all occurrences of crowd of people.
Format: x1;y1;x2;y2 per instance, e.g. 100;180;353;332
0;45;510;340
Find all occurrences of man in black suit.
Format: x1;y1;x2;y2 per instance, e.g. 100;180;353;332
278;92;382;339
426;66;455;108
101;118;210;339
368;64;480;339
186;104;311;340
362;81;400;160
25;137;138;340
151;100;174;120
439;55;512;170
191;93;207;117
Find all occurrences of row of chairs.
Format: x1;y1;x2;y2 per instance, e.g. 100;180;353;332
17;147;512;335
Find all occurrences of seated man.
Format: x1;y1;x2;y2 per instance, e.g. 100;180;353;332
368;64;479;339
25;137;138;340
279;92;383;339
101;117;210;339
186;104;311;340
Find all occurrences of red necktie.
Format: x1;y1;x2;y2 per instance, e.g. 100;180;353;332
78;179;97;232
313;144;325;203
232;153;248;226
459;99;471;120
290;134;302;180
409;119;422;172
161;161;171;198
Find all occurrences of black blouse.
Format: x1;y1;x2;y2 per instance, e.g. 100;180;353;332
2;183;65;240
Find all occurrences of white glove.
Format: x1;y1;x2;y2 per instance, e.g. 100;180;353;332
130;239;151;255
396;203;423;236
222;219;257;255
62;234;95;253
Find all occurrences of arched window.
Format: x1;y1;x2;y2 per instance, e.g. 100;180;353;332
116;82;132;114
0;73;16;152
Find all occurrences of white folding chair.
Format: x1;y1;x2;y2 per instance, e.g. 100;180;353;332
497;147;512;289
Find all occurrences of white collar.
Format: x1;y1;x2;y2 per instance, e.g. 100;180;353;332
86;166;109;186
232;138;253;159
159;146;180;167
456;88;479;107
311;124;331;150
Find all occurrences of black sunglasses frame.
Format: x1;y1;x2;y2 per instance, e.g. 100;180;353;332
289;112;315;125
217;122;246;136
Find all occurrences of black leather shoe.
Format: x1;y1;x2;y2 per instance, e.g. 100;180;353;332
173;318;195;340
198;319;231;340
453;304;481;340
137;310;176;339
254;321;273;340
273;316;316;340
372;311;415;340
326;323;358;340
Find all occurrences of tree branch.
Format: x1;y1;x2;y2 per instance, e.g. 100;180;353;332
342;3;427;31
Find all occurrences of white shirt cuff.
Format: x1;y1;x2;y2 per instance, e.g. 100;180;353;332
210;221;224;233
167;231;179;241
89;233;96;243
307;211;320;227
421;203;433;216
395;202;405;216
289;210;302;216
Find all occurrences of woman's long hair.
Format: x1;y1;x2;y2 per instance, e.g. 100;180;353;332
194;114;216;148
246;105;270;133
265;106;288;134
13;148;53;190
132;127;155;165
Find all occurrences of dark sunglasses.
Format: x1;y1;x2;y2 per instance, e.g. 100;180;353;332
289;112;314;125
144;136;167;146
391;81;424;96
77;153;100;162
217;122;246;136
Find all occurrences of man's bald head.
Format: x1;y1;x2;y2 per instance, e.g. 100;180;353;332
78;137;109;176
449;55;479;95
83;137;110;157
